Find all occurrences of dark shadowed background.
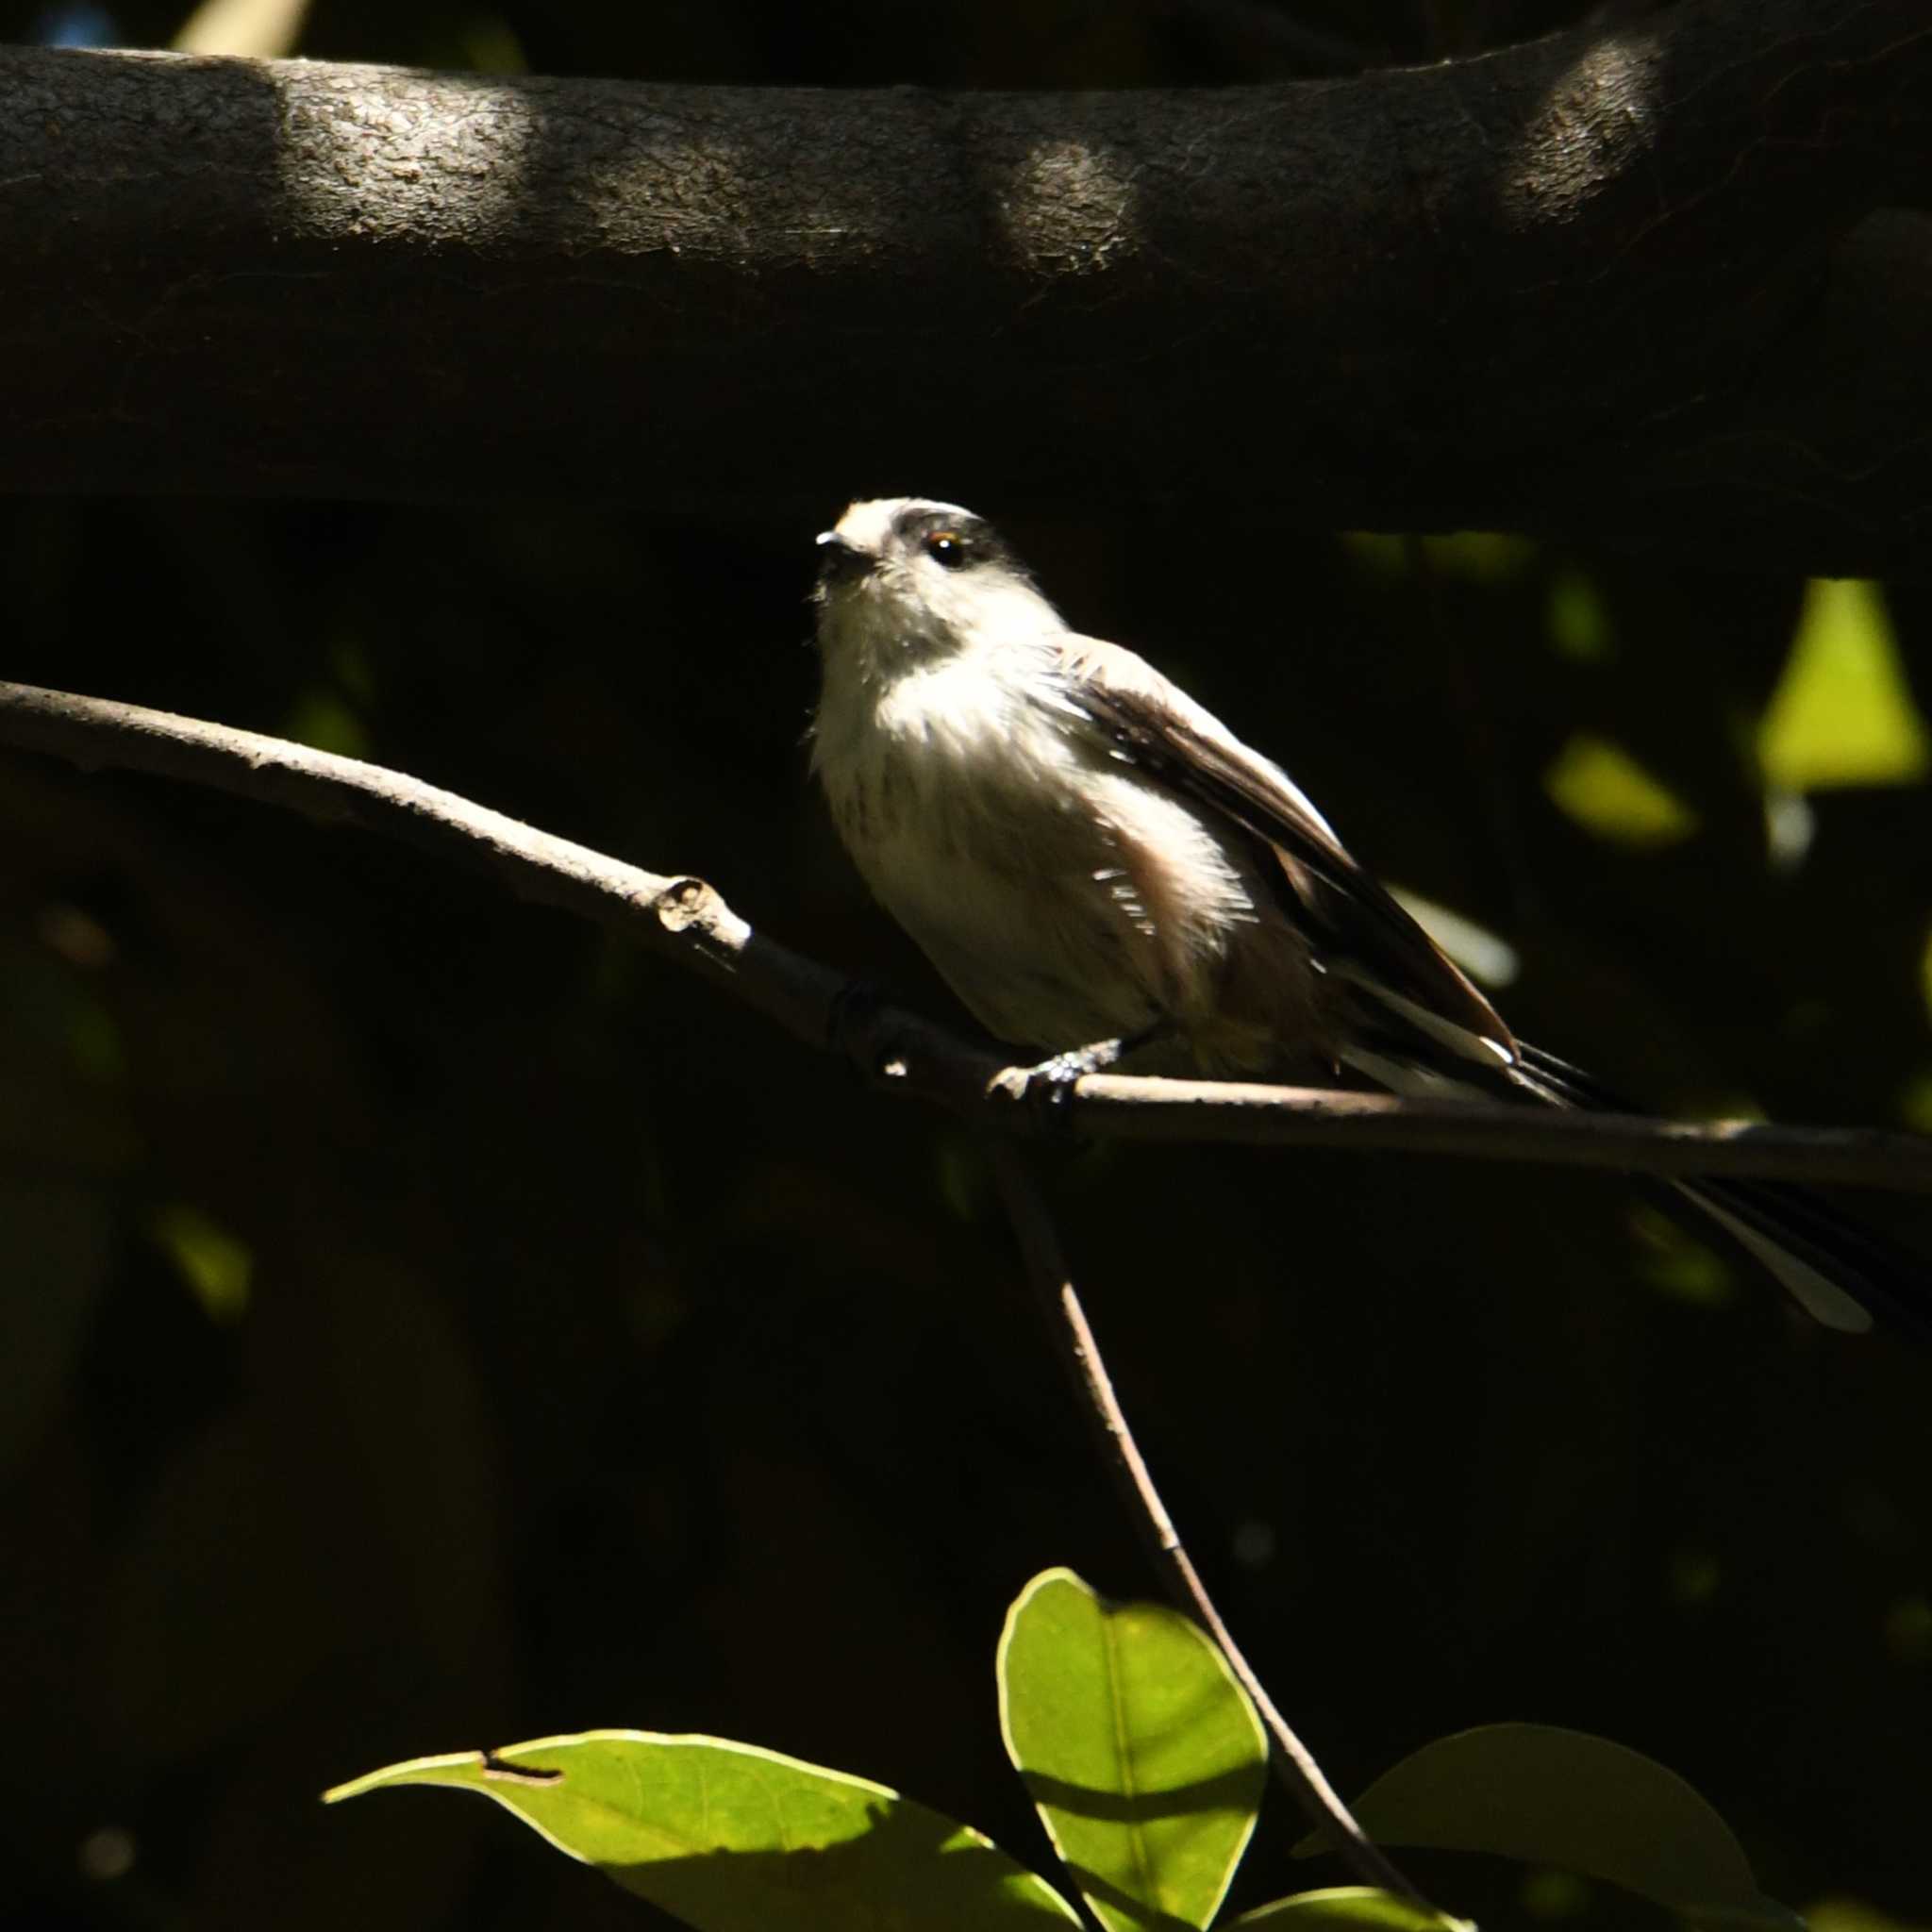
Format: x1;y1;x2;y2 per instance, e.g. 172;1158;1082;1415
2;3;1930;1929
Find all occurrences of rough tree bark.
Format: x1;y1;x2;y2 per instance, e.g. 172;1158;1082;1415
3;0;1929;573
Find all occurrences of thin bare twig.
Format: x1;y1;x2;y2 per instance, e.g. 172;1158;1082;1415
3;677;1930;1192
1062;1076;1932;1191
989;1139;1432;1907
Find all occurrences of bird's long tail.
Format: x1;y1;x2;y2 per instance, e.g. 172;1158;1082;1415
1340;1028;1928;1340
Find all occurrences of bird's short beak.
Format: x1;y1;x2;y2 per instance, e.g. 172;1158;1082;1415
815;529;871;584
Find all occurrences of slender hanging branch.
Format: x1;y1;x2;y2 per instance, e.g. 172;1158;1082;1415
989;1140;1434;1907
3;676;1930;1191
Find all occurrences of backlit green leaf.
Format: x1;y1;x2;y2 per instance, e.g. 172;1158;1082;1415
1544;735;1698;845
997;1568;1267;1932
327;1732;1079;1930
1759;580;1930;791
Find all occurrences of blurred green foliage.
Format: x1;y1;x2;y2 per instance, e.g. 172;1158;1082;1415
1758;583;1930;794
1543;736;1699;847
1;4;1930;1932
150;1203;254;1326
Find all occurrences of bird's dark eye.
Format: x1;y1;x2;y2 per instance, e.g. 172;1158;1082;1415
923;531;968;568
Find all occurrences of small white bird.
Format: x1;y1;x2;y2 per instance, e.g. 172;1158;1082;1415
810;495;1924;1338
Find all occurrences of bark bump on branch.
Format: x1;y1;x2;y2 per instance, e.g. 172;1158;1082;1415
3;1;1931;573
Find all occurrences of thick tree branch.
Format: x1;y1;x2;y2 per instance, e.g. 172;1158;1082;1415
4;677;1930;1194
3;4;1931;574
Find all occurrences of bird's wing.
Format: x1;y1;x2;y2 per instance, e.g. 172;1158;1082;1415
1058;633;1515;1060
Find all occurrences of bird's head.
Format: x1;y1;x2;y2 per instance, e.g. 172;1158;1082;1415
812;497;1063;674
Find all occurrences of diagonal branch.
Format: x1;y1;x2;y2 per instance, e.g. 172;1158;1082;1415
3;675;1930;1192
990;1139;1436;1907
2;3;1931;573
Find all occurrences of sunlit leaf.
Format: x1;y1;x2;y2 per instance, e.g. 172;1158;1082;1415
327;1731;1081;1929
1229;1886;1470;1931
997;1567;1267;1932
1758;580;1930;791
1544;735;1698;845
1295;1724;1787;1920
173;0;310;56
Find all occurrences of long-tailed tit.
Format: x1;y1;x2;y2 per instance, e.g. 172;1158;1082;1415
810;495;1924;1338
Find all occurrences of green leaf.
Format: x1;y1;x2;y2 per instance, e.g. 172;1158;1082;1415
1803;1899;1932;1932
326;1730;1080;1930
284;686;372;758
1294;1724;1785;1919
1228;1886;1471;1932
1759;579;1930;791
1422;531;1537;583
150;1203;253;1325
1547;571;1615;662
997;1567;1267;1932
1543;735;1698;845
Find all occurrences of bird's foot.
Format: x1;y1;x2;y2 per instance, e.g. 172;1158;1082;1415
986;1036;1134;1112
